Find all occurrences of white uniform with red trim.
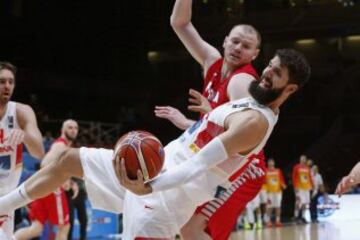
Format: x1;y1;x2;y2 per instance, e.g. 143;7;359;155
79;98;278;239
0;101;23;237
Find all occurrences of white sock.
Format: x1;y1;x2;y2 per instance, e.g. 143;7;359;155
0;184;32;215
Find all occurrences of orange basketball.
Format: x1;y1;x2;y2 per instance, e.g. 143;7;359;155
114;130;165;181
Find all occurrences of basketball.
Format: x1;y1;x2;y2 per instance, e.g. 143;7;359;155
114;130;165;181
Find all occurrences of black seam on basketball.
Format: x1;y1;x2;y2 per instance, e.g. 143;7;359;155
142;140;163;176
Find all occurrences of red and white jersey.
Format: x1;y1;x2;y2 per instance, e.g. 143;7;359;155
0;101;22;195
203;59;258;110
164;97;278;204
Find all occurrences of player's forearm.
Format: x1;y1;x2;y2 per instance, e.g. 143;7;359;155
151;137;228;192
170;0;193;27
179;119;196;130
24;130;45;159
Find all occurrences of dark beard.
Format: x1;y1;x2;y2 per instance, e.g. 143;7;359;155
65;132;76;142
248;80;284;105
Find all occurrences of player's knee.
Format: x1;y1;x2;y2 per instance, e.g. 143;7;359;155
180;223;198;240
56;148;83;178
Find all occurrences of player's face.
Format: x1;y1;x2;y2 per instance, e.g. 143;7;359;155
0;69;15;105
249;55;296;105
300;155;307;164
64;121;79;141
268;159;275;168
223;26;259;68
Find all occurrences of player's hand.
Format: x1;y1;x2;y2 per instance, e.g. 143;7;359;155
154;106;190;130
188;89;212;114
335;175;356;197
114;156;152;195
5;129;25;146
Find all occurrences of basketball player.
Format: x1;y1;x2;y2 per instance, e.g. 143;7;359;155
0;49;310;239
154;0;265;238
0;62;45;238
335;161;360;196
265;158;286;227
292;154;314;223
14;120;78;240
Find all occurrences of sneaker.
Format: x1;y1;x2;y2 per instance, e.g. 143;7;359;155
256;221;263;229
244;222;252;230
266;221;273;228
275;221;283;227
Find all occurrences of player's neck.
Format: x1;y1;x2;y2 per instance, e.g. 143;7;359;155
0;103;8;120
60;134;73;147
221;62;237;80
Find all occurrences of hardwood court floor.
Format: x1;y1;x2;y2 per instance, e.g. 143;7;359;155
230;221;360;240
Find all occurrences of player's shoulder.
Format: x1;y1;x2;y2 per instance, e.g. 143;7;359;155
15;102;35;113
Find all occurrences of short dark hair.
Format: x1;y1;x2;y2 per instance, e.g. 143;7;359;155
275;49;311;89
0;61;17;77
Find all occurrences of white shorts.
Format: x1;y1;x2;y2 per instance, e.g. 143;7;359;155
247;193;260;210
79;147;125;213
296;189;310;205
122;141;216;239
80;144;213;239
267;192;282;208
259;188;268;204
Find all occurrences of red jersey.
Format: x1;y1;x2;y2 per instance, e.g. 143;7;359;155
52;137;68;147
194;59;265;240
203;59;259;109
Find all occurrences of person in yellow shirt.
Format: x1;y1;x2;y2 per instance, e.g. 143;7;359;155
265;158;286;227
292;155;314;223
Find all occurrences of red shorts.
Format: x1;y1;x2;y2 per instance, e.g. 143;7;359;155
196;153;266;240
29;188;69;226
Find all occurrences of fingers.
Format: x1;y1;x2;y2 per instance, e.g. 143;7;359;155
154;106;173;119
137;170;144;184
188;105;208;114
335;176;355;197
189;89;202;98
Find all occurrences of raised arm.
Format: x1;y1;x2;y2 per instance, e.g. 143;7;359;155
16;103;45;159
170;0;221;71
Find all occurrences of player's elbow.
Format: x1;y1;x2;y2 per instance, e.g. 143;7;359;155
170;15;189;29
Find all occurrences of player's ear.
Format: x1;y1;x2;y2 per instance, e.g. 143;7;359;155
223;36;228;48
285;84;298;95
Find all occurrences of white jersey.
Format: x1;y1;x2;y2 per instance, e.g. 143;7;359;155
80;97;279;238
163;97;278;204
0;101;22;196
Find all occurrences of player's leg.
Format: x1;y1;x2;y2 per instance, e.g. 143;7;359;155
14;220;44;240
25;148;83;200
180;213;211;240
275;193;283;226
0;149;82;216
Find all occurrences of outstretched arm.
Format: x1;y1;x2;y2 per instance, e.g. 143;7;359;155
171;0;220;72
16;103;45;159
